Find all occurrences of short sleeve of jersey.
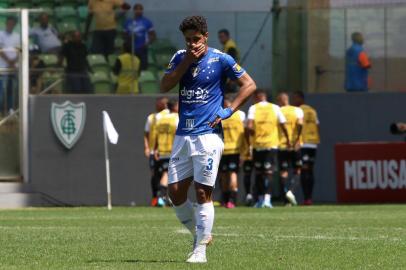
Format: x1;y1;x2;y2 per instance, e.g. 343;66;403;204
144;114;152;132
221;53;245;80
165;50;184;74
273;105;286;123
247;105;255;120
238;111;246;122
295;107;304;119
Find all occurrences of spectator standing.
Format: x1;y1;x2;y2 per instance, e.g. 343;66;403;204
30;13;61;53
0;16;20;114
113;41;140;94
345;32;371;92
218;29;240;93
124;3;156;70
59;31;93;94
218;29;240;63
29;49;46;94
86;0;130;58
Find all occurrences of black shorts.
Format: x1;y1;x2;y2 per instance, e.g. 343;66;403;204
253;149;277;172
300;148;317;166
156;158;170;173
278;150;302;171
242;160;254;174
220;154;240;172
149;154;155;170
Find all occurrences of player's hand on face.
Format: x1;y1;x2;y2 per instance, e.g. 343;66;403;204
185;43;205;63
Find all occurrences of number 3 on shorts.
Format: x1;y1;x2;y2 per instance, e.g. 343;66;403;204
206;158;213;171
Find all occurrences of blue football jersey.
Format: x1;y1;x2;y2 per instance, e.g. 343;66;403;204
165;47;246;136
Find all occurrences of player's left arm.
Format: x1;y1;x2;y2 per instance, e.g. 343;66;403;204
209;71;256;127
358;51;371;69
276;106;290;148
153;129;160;161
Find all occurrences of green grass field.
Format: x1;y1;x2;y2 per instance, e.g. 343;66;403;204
0;205;405;270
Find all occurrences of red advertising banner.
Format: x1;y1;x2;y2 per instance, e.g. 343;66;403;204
335;142;406;203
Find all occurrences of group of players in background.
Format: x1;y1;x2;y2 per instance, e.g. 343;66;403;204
144;89;320;208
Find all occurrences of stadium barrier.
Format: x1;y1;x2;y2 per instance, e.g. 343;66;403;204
27;92;406;206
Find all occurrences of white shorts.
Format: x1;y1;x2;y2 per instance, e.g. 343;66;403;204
168;133;224;187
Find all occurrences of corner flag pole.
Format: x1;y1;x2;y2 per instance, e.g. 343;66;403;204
102;111;119;211
103;119;112;210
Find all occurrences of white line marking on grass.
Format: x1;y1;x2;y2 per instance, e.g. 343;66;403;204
175;229;402;242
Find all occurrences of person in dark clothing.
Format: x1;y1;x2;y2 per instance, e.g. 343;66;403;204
59;31;93;94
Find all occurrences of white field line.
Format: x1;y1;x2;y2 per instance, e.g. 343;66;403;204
175;229;403;242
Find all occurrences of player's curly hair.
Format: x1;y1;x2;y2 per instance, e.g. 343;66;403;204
179;16;208;34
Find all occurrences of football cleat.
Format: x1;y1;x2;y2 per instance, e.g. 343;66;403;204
254;199;264;208
286;190;298;206
303;199;313;206
263;201;273;208
157;197;165;207
186;249;207;263
225;201;236;209
187;235;212;263
245;193;253;206
150;197;158;207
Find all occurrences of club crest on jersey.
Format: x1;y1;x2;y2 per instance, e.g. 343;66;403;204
191;66;200;77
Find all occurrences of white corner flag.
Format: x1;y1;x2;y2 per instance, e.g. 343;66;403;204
102;111;119;210
103;111;119;144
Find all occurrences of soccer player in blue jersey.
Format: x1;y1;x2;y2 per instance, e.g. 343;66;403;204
160;16;256;263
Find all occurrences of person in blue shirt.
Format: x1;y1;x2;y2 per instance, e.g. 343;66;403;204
345;32;372;92
123;3;156;70
161;15;256;263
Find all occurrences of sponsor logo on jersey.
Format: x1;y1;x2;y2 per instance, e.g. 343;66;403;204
180;87;209;103
208;57;219;64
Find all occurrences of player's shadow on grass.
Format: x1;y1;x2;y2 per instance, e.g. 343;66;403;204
87;259;184;264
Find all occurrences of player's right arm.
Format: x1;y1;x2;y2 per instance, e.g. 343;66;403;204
275;106;290;148
246;105;255;136
293;108;304;150
160;45;205;92
143;115;151;158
